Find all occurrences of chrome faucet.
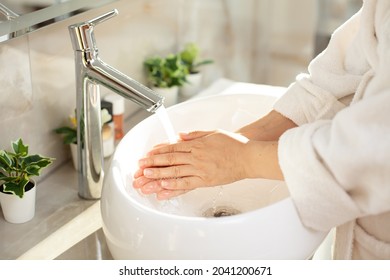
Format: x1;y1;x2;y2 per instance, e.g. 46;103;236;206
0;3;21;41
68;10;164;199
0;3;19;20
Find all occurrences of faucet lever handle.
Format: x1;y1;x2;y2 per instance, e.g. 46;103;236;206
88;9;118;26
69;9;118;52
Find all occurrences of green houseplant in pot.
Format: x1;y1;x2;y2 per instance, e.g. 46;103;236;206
54;113;78;170
55;108;112;170
144;53;188;107
0;138;54;223
179;42;213;97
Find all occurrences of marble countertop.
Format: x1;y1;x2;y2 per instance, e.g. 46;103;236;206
0;161;97;260
0;79;286;260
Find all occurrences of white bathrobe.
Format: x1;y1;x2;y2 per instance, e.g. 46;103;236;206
274;0;390;259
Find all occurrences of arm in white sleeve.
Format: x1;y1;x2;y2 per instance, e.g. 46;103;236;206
276;0;390;232
279;88;390;232
278;20;390;230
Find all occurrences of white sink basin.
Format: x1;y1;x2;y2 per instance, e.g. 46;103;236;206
101;92;327;259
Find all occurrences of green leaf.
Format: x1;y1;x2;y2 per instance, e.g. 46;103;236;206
12;138;28;156
23;154;49;165
0;151;12;173
3;178;29;198
25;165;40;176
180;42;199;65
144;54;188;88
39;158;53;167
194;59;214;68
179;43;213;73
54;127;77;144
54;127;76;134
0;174;18;182
22;154;53;176
63;134;77;145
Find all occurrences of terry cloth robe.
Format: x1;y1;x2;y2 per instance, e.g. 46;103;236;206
274;0;390;259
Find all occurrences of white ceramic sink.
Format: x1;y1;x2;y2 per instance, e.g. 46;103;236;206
101;92;327;259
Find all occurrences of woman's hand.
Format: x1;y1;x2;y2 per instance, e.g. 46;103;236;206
133;129;283;200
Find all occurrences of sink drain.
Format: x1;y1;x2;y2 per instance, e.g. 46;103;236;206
202;206;241;218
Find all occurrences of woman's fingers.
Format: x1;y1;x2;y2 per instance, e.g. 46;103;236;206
160;176;205;190
147;141;192;156
142;164;201;180
156;189;190;200
133;176;155;189
134;175;191;199
133;175;205;192
133;168;144;178
179;130;214;141
146;130;216;156
138;152;191;168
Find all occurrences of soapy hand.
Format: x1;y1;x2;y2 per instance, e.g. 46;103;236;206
133;130;252;200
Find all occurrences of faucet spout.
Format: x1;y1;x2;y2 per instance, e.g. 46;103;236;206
88;57;164;113
68;10;164;199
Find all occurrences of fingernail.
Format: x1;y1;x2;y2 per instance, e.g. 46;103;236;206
138;158;147;167
144;184;157;191
143;169;153;177
157;190;171;200
161;180;169;187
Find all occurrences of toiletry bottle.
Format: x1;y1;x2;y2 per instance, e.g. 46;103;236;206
104;94;125;140
101;100;115;157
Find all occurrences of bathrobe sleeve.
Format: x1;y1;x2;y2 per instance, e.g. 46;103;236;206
273;5;370;125
274;0;390;232
278;89;390;231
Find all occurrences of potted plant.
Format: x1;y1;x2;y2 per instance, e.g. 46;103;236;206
0;138;54;223
54;113;78;169
144;53;188;107
55;108;112;170
179;42;213;97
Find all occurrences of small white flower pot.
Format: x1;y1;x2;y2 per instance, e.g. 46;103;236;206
152;86;179;107
180;72;202;98
0;181;36;224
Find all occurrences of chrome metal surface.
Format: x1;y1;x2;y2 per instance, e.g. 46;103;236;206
0;3;20;41
0;3;19;20
0;0;117;43
68;10;164;199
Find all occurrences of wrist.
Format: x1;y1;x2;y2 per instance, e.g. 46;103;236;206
237;110;297;141
243;140;284;180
